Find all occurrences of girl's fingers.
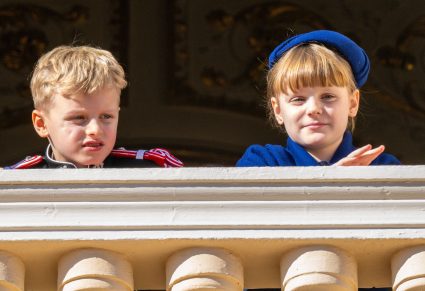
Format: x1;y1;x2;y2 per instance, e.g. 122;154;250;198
349;145;386;165
360;145;385;159
357;146;385;165
346;144;372;158
334;145;386;166
333;157;357;166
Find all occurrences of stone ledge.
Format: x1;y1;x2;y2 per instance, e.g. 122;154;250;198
0;166;423;290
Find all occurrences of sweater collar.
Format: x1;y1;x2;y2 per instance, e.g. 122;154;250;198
45;144;104;168
286;131;355;166
45;144;77;168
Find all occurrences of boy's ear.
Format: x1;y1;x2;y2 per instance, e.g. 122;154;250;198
271;97;284;125
32;109;49;138
348;90;360;117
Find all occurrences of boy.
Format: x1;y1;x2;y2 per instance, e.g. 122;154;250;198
5;45;183;169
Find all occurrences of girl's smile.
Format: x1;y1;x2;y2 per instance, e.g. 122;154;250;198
303;122;328;129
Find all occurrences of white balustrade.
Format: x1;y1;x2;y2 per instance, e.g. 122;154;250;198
166;247;243;291
0;251;24;291
58;248;133;291
0;166;423;290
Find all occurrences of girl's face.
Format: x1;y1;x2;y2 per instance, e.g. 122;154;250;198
271;86;359;161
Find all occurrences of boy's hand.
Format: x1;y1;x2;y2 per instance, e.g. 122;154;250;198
333;144;385;166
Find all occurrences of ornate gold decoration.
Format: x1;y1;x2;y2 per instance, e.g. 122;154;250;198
0;1;128;129
170;1;330;115
375;15;425;116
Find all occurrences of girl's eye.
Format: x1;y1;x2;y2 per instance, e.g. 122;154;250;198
289;97;305;104
322;94;336;101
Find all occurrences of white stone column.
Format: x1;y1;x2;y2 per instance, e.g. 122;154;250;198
392;245;425;291
57;248;133;291
280;245;357;291
166;247;244;291
0;251;25;291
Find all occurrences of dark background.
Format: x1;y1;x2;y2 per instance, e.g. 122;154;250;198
1;0;424;167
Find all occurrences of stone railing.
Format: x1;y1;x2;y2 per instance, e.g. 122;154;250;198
0;166;424;291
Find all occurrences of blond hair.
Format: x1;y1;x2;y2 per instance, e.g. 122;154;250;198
31;45;127;109
266;43;358;131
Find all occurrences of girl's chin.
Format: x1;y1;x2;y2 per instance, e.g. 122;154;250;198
297;134;328;145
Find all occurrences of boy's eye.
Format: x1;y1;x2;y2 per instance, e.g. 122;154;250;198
64;115;87;124
68;115;85;121
100;114;113;119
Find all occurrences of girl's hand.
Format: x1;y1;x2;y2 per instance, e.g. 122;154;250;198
333;144;385;166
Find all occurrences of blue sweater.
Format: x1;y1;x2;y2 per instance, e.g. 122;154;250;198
237;132;400;166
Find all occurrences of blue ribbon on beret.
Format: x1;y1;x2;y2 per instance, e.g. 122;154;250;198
268;30;370;87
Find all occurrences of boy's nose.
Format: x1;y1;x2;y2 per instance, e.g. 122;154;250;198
86;119;102;136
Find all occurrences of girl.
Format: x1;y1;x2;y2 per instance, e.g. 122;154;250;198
237;30;400;166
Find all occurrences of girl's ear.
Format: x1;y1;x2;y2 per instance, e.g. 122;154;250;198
32;109;49;138
271;97;284;125
348;89;360;117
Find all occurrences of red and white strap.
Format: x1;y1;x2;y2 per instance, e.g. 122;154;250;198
111;148;183;168
143;148;184;168
7;155;44;169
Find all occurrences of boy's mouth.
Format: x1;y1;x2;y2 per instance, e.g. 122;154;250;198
82;141;104;150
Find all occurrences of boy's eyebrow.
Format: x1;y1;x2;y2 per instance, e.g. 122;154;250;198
63;107;119;115
99;106;120;112
62;109;87;116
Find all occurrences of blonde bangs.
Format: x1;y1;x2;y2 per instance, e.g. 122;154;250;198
267;43;356;99
31;46;127;109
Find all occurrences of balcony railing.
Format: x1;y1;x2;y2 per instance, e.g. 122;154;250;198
0;166;424;291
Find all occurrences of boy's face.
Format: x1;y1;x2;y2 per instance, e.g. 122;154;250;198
271;86;359;160
32;86;120;167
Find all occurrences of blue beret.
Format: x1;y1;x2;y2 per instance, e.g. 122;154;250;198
268;30;370;87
